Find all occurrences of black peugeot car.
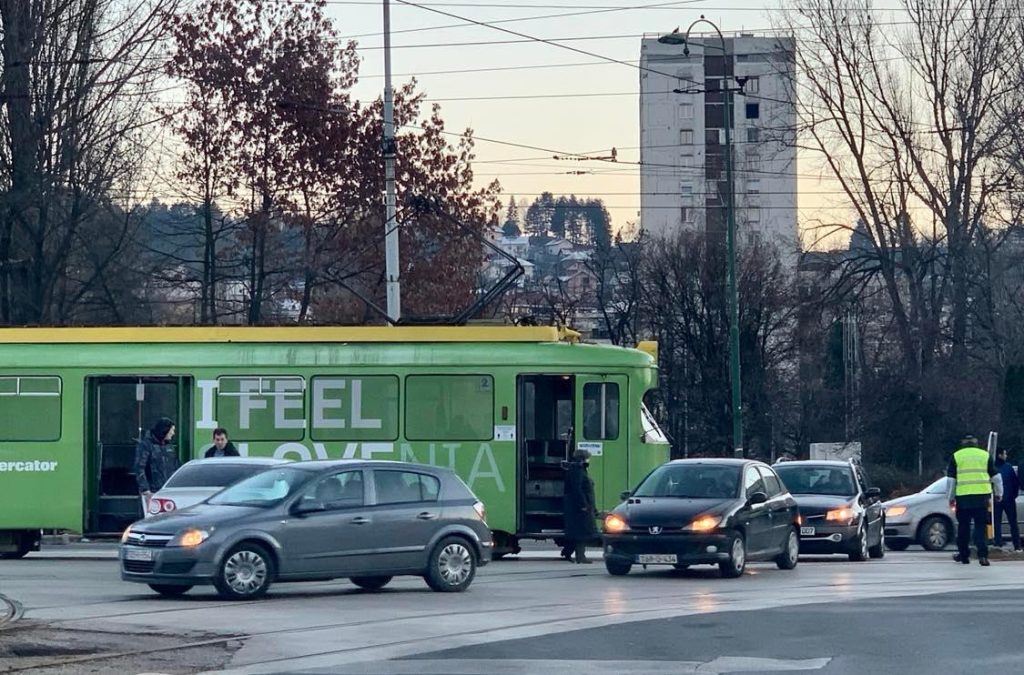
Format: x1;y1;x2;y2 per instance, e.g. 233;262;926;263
773;460;885;561
602;459;800;578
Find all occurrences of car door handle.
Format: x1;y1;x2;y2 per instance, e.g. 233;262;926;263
417;512;439;520
351;516;370;525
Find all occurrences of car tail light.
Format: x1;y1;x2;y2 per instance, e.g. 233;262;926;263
149;498;177;514
473;500;487;522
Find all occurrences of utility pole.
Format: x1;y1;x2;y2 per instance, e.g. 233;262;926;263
382;0;401;323
659;17;744;458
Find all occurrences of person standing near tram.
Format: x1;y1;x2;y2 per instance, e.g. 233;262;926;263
134;417;179;513
561;448;598;564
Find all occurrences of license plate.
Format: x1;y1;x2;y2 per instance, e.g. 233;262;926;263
800;527;816;536
637;554;677;564
125;548;153;561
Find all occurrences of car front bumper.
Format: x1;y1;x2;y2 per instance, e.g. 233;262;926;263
120;544;218;586
602;532;732;565
797;522;860;553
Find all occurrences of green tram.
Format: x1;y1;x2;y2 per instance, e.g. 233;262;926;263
0;326;669;557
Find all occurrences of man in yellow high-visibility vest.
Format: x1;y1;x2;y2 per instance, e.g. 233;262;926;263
947;435;999;566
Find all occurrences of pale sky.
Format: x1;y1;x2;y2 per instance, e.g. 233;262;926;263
327;0;788;233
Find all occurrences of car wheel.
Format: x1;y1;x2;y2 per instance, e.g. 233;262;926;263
605;559;632;576
849;526;869;561
886;540;910;551
425;537;476;592
214;542;275;600
919;516;951;551
0;532;33;559
350;576;393;591
868;524;885;559
776;527;799;570
148;584;193;597
719;532;747;578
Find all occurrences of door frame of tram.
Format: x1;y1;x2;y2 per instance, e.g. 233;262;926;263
509;373;628;557
84;375;193;535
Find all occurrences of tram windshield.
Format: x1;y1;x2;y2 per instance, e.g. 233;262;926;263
641;402;668;444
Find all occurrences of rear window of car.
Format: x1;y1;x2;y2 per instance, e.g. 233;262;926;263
164;463;269;489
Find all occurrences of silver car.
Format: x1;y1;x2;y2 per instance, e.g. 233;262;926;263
121;460;492;599
145;457;290;517
882;477;955;550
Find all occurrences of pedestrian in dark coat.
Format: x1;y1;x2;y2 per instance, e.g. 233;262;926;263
562;448;598;564
204;427;240;458
134;417;179;513
994;449;1022;551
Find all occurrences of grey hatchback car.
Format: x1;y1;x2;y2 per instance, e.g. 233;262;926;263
120;460;492;599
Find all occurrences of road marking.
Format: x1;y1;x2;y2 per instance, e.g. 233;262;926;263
278;657;832;674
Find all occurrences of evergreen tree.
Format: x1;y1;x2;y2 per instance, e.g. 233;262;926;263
502;196;521;237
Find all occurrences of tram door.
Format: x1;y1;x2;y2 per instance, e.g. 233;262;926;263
84;377;192;535
517;375;574;535
575;375;628;514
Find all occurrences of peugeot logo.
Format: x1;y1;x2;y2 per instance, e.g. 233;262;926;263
649;526;663;535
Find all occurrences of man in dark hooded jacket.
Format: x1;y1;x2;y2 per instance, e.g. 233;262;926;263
204;428;240;458
134;417;179;512
561;448;598;564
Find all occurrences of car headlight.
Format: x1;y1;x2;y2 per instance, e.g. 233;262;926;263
685;515;722;532
169;528;212;548
826;507;855;523
604;514;628;533
120;527;132;544
885;505;908;518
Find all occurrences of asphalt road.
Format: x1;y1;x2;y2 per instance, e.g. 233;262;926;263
1;544;1022;674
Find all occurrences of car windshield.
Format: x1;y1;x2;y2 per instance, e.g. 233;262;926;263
164;463;273;489
632;464;740;499
207;467;312;507
775;466;856;496
924;477;952;494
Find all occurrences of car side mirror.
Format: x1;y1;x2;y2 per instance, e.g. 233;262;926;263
748;491;768;506
866;487;882;499
620;490;632;500
292;498;325;515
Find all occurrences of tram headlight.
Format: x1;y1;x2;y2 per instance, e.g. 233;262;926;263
170;528;212;548
604;514;628;533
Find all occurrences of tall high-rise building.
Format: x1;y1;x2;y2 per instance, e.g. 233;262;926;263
639;34;797;255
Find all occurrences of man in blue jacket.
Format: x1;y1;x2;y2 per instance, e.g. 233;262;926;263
994;448;1021;551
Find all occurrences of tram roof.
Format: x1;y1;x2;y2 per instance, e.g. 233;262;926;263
0;325;580;345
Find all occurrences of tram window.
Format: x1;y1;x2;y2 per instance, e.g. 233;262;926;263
582;382;619;440
310;376;399;442
405;375;494;441
0;376;61;441
217;376;305;441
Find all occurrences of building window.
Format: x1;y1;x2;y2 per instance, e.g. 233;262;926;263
747;207;762;223
679;103;694;120
747;152;761;169
680;129;694;145
0;376;62;441
705;78;721;92
745;103;760;119
681;206;694;223
705;129;721;145
680;153;694;168
744;76;759;94
405;375;494;441
747;127;760;143
748;180;761;194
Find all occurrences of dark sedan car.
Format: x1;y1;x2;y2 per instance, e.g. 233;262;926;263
120;460;492;599
602;459;800;578
773;460;885;561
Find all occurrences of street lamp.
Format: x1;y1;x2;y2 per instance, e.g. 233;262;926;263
659;16;744;458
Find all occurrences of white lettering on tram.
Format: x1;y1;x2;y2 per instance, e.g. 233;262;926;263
196;380;219;429
468;443;505;493
238;379;265;428
275;379;306;429
0;460;58;472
